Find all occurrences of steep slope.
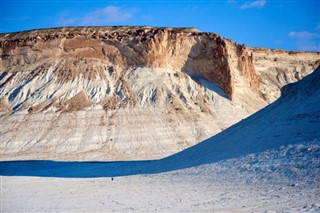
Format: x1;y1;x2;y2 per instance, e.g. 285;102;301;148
0;26;319;160
159;66;320;170
0;26;264;114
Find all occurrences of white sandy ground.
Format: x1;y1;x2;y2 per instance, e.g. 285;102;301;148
1;142;320;212
1;68;320;212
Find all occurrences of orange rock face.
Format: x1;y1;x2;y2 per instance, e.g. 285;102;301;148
0;27;246;99
3;26;318;106
1;26;319;118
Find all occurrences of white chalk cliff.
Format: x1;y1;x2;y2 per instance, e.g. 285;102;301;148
0;26;319;160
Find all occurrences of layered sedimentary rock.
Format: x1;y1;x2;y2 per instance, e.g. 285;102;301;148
0;26;319;160
249;48;320;102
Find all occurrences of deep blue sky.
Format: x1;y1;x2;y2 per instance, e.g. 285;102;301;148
1;0;319;51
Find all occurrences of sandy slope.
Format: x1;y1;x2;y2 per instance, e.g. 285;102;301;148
1;68;319;212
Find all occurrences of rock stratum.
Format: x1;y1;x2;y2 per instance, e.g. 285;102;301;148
0;26;319;160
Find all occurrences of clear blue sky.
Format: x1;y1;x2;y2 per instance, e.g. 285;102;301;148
1;0;319;51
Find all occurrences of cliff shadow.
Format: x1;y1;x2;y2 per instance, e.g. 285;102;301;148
0;160;153;178
182;69;228;99
181;41;229;100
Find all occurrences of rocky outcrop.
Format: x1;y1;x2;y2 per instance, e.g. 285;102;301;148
0;27;259;105
249;48;320;102
2;27;318;110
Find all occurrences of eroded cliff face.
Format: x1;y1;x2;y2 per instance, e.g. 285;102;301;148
249;48;320;102
0;26;319;160
0;26;261;108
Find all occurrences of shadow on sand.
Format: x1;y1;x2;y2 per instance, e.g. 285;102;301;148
0;159;156;178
